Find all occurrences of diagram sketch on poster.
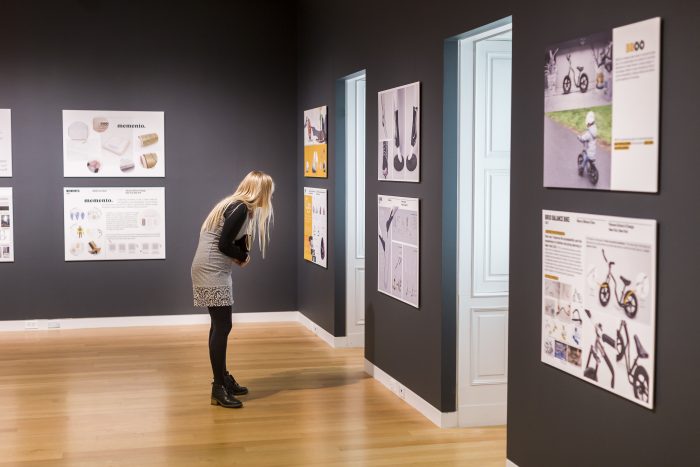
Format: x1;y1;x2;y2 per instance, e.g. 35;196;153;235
303;187;327;268
63;187;166;261
0;110;12;177
377;195;419;307
378;82;420;182
0;187;14;262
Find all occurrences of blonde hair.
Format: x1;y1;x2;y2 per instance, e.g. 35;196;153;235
201;170;275;257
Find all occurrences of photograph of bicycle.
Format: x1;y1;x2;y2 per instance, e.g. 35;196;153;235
543;31;613;190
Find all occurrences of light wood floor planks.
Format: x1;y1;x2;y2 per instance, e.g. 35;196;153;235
0;322;506;466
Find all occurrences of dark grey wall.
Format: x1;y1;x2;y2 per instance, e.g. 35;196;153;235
0;0;298;320
298;1;700;465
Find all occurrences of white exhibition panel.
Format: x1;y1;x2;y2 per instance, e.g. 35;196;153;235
541;210;657;409
63;187;166;261
543;17;660;192
377;82;420;182
0;109;12;177
0;187;14;262
377;195;419;308
63;110;165;178
303;187;327;268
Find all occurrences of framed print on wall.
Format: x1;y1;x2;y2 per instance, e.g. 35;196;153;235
543;18;661;192
303;106;328;178
378;82;420;182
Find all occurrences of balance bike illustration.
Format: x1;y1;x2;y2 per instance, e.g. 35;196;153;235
562;53;589;94
611;320;650;402
583;309;616;388
598;249;639;318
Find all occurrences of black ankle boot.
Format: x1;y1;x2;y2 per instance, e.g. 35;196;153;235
211;383;243;408
225;371;249;396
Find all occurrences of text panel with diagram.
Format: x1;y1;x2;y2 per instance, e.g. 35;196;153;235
541;210;656;409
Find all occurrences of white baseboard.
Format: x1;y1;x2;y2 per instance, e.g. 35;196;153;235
345;332;364;348
0;311;299;332
364;359;458;428
506;460;519;467
297;313;348;348
458;401;507;427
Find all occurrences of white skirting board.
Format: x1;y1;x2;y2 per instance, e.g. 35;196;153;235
0;311;300;332
506;460;519;467
364;359;458;428
297;312;349;348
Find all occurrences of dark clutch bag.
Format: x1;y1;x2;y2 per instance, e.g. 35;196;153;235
234;234;252;252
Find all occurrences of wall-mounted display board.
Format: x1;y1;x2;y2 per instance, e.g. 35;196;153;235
378;82;420;182
303;187;327;268
303;106;328;178
378;195;419;307
63;110;165;178
544;17;660;192
63;187;165;261
0;187;14;262
0;109;11;177
541;210;656;409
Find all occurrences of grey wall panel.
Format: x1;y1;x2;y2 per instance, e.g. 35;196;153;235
298;1;699;465
0;0;298;320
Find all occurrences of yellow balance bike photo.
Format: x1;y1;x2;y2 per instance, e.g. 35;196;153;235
598;249;639;319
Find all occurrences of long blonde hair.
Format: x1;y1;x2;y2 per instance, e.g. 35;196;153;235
201;170;275;257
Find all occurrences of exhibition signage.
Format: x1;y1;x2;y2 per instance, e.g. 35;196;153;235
63;187;166;261
543;18;661;192
541;210;656;409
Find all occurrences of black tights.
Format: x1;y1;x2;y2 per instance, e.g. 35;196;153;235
208;306;232;385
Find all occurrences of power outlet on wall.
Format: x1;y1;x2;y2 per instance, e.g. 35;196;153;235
24;320;39;330
48;320;61;329
397;385;406;400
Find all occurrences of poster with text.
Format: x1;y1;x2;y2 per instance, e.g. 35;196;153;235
303;187;327;268
0;188;14;262
544;18;660;192
63;110;165;177
541;210;656;409
378;82;420;182
304;106;328;178
378;195;419;307
64;187;166;261
0;110;12;177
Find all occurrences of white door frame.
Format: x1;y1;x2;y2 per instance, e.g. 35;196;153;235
345;73;366;348
456;20;512;427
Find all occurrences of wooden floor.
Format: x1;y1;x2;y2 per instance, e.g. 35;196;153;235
0;322;506;466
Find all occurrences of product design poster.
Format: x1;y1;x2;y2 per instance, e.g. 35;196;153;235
541;210;657;409
0;110;12;177
303;187;327;268
544;18;660;192
377;195;419;307
378;82;420;182
303;106;328;178
63;187;166;261
63;110;165;177
0;187;14;262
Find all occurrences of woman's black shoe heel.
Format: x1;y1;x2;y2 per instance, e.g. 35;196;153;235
225;371;249;396
211;383;243;408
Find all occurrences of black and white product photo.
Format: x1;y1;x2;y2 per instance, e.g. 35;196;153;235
378;82;420;182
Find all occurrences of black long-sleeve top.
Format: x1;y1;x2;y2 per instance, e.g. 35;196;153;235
218;201;249;262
